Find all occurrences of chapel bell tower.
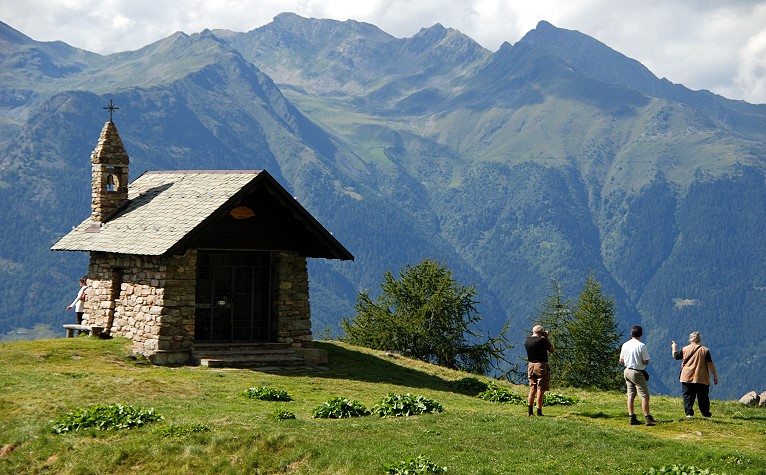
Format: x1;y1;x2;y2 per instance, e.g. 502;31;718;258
91;100;129;223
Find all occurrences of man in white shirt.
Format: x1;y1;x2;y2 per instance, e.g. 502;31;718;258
619;325;657;426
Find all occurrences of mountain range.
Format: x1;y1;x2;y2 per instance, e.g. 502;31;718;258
1;12;765;400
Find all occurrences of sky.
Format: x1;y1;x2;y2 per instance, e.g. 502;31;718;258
2;0;766;105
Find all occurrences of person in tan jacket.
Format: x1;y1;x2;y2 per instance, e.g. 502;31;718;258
671;332;719;418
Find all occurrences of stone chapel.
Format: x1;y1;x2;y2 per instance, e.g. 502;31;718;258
52;117;353;366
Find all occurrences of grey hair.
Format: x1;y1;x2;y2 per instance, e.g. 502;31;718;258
532;325;545;336
689;332;701;344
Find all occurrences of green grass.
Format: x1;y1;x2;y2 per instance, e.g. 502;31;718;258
0;338;764;474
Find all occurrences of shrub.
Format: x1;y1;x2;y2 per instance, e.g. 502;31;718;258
155;423;211;437
476;382;524;404
312;397;369;419
241;386;292;401
273;409;296;420
51;404;163;433
544;393;579;406
643;465;720;475
383;455;447;474
372;393;444;417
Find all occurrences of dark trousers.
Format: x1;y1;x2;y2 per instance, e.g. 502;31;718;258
682;382;711;416
76;312;84;335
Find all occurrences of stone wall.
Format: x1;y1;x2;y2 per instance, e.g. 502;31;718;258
85;249;197;364
273;251;313;348
273;251;326;364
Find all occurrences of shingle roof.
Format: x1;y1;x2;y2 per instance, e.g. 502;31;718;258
52;170;265;256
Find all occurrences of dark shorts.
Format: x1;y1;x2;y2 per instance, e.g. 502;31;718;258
528;362;550;391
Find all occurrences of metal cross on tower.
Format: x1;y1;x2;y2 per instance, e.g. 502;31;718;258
103;99;119;122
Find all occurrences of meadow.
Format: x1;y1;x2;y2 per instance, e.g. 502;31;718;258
0;337;764;474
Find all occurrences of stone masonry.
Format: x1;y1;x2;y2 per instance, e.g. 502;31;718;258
85;249;197;365
273;251;313;347
91;121;129;223
273;251;326;364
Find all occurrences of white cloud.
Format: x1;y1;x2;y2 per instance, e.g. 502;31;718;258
1;0;765;104
732;7;766;104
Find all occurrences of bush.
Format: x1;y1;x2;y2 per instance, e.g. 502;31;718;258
312;397;369;419
155;423;211;437
544;393;579;406
372;393;443;417
241;386;292;401
644;465;720;475
383;455;447;474
273;409;296;420
476;382;524;404
51;404;164;433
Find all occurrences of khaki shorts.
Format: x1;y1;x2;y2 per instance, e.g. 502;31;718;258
528;362;550;391
624;368;650;399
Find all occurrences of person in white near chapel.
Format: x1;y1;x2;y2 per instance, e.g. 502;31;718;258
66;276;88;333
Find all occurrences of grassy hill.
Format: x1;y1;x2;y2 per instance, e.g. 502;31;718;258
0;338;764;474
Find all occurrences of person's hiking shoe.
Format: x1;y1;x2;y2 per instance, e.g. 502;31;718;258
536;408;543;416
645;415;657;426
686;415;693;419
702;412;712;418
629;415;641;425
527;405;534;416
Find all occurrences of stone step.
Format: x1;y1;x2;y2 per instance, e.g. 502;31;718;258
199;353;305;369
192;342;305;368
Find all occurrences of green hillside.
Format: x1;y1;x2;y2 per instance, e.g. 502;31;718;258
1;338;764;474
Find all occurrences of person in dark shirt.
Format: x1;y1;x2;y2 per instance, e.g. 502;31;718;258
524;325;555;416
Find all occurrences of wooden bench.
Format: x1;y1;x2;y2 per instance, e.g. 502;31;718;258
63;324;104;338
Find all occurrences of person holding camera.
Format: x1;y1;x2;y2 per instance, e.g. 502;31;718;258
619;325;657;426
524;325;555;416
672;331;718;418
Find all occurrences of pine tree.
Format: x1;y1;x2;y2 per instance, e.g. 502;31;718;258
341;259;512;374
567;272;624;390
533;277;574;386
